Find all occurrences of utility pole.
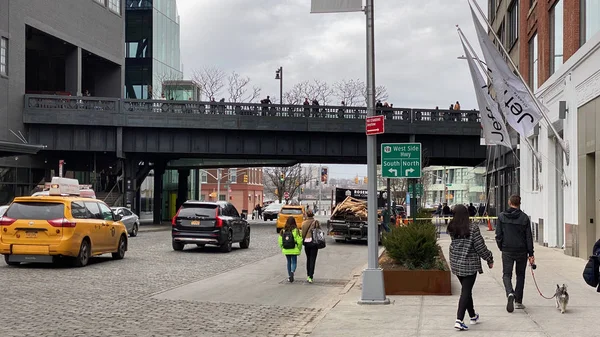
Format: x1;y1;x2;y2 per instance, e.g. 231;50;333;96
318;164;322;215
359;0;389;305
275;67;283;106
216;168;221;201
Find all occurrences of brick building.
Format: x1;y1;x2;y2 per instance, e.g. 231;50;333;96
197;168;264;215
489;0;600;257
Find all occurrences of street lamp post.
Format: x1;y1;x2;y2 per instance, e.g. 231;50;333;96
275;67;283;106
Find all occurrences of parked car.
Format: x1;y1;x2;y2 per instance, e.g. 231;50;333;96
276;205;306;233
171;201;250;253
111;207;140;237
263;203;283;221
0;205;8;217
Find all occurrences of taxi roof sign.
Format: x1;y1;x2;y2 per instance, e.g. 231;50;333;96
48;177;81;196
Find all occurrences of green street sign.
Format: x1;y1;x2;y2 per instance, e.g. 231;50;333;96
381;143;422;178
408;183;424;196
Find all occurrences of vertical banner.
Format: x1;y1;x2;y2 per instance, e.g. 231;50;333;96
311;0;363;13
321;167;329;184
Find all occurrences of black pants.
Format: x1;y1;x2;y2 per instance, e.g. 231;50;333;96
305;245;319;278
502;252;528;303
456;274;477;321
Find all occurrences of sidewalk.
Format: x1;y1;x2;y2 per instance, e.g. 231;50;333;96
309;228;600;337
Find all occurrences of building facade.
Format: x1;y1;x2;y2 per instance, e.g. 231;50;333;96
125;0;182;99
423;166;486;207
489;0;600;257
0;0;125;204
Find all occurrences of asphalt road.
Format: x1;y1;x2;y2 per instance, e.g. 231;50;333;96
0;219;368;337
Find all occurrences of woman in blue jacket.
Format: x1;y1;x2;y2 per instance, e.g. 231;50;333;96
278;217;303;282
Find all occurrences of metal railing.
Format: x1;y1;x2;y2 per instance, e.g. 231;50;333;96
25;94;480;123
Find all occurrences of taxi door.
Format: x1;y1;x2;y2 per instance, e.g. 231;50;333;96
83;201;108;252
98;202;119;251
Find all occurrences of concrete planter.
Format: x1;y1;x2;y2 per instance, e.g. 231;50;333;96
379;249;452;296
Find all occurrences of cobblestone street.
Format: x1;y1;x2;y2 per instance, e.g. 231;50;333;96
0;222;367;337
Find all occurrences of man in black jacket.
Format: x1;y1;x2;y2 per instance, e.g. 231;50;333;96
495;195;534;313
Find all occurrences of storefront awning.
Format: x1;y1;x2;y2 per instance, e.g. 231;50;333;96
0;140;46;158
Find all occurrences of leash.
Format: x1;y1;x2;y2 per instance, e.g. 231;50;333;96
530;265;556;300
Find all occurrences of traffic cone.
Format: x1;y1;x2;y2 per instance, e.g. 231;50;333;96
487;218;494;231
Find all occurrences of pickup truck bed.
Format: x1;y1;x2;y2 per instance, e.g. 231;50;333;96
328;218;381;243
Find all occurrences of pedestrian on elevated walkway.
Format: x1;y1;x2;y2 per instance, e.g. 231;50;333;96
496;195;534;313
448;204;494;331
278;217;303;283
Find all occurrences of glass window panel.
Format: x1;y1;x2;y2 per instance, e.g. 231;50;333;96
109;0;121;14
585;0;600;43
529;34;538;89
551;1;564;75
0;37;7;76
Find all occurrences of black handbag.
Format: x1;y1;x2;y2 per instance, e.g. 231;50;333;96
583;255;599;288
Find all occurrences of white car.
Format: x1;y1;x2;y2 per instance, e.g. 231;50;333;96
111;207;140;237
0;205;8;217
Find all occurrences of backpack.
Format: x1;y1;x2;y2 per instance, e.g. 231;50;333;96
282;230;296;249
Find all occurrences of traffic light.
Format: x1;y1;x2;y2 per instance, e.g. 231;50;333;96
243;175;248;183
364;177;368;184
301;188;304;193
354;176;359;184
275;189;279;195
280;173;285;182
295;180;300;186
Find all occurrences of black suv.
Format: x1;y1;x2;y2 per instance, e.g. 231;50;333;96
171;201;250;253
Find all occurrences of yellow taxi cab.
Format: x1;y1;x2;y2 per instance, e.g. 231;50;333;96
276;204;306;233
0;177;128;267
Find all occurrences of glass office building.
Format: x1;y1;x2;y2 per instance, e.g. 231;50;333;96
125;0;182;99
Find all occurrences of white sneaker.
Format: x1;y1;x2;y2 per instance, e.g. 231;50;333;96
454;320;468;331
470;313;479;325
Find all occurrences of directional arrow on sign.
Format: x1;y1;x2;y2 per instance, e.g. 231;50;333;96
388;168;398;176
405;168;415;176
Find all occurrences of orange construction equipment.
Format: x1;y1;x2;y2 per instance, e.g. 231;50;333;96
487;218;494;231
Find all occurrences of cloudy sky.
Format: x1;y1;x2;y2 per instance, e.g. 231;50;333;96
177;0;488;178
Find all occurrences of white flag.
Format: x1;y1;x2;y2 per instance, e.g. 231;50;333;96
311;0;363;13
470;5;542;137
461;38;511;148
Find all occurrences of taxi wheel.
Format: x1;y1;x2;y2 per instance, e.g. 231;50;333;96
112;235;126;260
219;230;233;253
4;255;20;267
276;228;281;234
73;239;91;268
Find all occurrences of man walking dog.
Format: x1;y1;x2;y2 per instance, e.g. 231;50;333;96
495;195;535;313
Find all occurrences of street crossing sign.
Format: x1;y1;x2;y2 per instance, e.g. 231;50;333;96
381;143;422;178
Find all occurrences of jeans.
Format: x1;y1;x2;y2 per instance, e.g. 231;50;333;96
456;274;477;321
285;255;297;277
305;245;319;278
502;252;528;303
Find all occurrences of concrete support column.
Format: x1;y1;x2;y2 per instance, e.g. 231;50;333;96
65;47;82;96
122;158;137;211
153;164;165;225
176;169;190;211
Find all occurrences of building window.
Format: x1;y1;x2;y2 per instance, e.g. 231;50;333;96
109;0;121;14
507;1;519;48
94;0;106;5
531;137;539;191
529;33;538;89
229;168;237;184
200;171;207;184
219;194;226;201
550;0;564;75
496;21;505;52
490;0;497;22
582;0;600;44
0;37;7;76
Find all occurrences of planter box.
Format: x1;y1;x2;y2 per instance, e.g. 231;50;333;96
379;250;452;296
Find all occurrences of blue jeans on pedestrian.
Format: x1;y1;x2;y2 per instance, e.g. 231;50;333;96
286;255;297;277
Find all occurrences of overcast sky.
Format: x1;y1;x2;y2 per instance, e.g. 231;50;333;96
177;0;488;178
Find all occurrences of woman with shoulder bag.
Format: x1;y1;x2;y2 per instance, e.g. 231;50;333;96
302;210;321;284
448;204;494;331
278;217;303;283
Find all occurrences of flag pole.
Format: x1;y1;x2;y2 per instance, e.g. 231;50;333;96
469;0;570;165
457;26;543;168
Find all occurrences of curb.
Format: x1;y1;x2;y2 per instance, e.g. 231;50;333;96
139;227;171;233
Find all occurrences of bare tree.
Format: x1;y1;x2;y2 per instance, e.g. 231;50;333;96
283;81;311;105
361;84;389;105
309;79;334;105
227;71;261;103
191;66;226;100
333;79;364;106
263;164;312;203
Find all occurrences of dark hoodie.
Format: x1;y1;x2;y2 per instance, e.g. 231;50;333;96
495;207;534;256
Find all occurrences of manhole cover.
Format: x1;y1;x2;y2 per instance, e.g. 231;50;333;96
279;278;349;287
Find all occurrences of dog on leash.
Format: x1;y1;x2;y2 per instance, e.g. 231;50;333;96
555;284;569;314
